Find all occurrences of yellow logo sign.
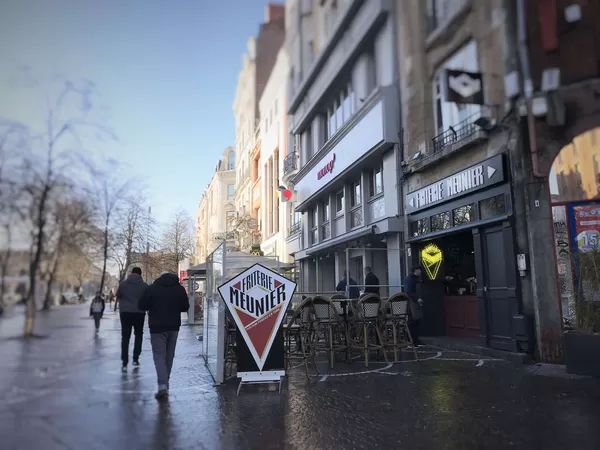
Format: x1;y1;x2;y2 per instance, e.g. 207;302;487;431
421;243;443;280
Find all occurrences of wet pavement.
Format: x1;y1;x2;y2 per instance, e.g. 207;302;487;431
1;305;599;449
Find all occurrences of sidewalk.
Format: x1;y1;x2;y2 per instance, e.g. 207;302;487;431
1;304;599;449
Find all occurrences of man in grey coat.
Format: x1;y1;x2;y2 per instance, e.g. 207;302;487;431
116;267;148;371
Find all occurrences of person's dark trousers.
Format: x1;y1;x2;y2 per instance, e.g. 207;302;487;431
93;314;102;330
408;318;422;346
120;313;146;365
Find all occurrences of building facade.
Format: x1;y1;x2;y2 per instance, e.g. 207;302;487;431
258;47;294;263
195;147;237;263
232;4;286;253
285;0;403;296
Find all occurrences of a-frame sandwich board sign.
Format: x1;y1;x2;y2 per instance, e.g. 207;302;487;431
217;263;297;395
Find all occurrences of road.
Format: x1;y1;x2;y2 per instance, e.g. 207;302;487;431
0;304;599;449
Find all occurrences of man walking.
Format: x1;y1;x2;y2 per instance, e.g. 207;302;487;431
139;271;190;399
116;267;148;371
336;270;360;299
364;266;380;296
404;266;424;347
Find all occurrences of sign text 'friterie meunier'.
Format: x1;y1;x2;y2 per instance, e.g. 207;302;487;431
406;155;505;213
229;270;287;316
317;153;336;180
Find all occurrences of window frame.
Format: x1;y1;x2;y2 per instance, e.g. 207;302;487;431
227;184;235;201
369;165;384;198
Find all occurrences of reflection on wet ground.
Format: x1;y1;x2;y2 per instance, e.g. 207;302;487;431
1;305;599;449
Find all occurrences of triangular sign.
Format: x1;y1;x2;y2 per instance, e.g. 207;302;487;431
408;197;414;208
218;263;297;370
487;166;497;179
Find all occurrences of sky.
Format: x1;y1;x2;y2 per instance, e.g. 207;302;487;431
0;0;274;225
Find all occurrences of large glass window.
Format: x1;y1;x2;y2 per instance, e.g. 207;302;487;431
480;195;506;220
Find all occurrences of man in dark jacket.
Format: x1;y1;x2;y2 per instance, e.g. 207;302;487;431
139;271;190;399
336;271;360;299
116;267;148;371
364;266;380;296
404;266;424;346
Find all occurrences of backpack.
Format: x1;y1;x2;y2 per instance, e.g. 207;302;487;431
91;297;103;313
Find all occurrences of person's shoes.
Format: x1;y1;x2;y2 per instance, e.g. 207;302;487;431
133;360;140;367
155;385;168;399
121;365;127;373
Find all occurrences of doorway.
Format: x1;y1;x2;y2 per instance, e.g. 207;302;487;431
350;256;363;286
440;231;480;338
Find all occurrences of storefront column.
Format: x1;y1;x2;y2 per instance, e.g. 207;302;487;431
387;233;404;295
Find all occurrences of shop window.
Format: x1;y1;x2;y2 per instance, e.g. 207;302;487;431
480;194;506;220
335;190;344;215
369;166;383;197
351;180;362;207
433;40;480;136
453;204;474;226
431;211;451;232
411;218;430;237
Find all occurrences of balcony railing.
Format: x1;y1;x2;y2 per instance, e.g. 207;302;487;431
431;113;481;154
283;151;298;175
287;221;301;237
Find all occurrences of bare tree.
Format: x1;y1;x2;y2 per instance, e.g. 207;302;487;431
161;210;194;273
16;77;115;337
40;192;96;310
85;159;133;296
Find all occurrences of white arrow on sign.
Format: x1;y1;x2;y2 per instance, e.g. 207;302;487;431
487;166;497;179
408;197;414;207
448;73;482;99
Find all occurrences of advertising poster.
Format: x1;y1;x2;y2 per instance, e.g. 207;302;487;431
572;204;600;252
569;203;600;303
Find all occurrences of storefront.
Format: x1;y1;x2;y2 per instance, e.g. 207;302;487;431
405;153;521;351
291;95;404;296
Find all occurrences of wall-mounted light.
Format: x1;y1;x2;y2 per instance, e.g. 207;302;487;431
421;243;443;280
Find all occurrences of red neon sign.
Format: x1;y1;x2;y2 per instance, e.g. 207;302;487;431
317;153;336;180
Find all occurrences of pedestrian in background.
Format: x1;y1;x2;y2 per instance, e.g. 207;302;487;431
116;267;148;372
336;270;360;299
139;271;190;400
89;292;105;334
404;266;424;347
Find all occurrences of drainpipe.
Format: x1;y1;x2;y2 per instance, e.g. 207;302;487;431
517;0;544;178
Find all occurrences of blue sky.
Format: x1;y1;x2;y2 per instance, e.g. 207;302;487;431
0;0;274;225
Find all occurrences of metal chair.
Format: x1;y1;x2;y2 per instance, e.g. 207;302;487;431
311;295;348;370
283;297;314;378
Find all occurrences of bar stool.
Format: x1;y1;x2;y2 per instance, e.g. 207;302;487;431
311;295;348;370
283;297;314;378
354;293;389;367
383;293;418;362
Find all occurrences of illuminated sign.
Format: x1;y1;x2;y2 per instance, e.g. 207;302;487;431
421;243;443;280
316;153;336;180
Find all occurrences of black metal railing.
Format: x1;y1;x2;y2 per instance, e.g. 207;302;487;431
432;113;480;154
287;221;301;237
283;151;298;175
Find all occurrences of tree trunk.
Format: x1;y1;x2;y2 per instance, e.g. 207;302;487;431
98;220;109;296
25;185;51;337
42;272;56;311
0;247;11;316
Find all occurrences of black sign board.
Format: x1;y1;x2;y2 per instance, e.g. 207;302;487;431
442;69;485;105
405;154;505;214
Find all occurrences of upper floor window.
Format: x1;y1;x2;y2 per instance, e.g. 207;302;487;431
366;45;377;95
227;151;235;170
433;40;480;135
351;180;362;207
369;166;383;197
226;211;236;231
335;190;344;215
327;82;355;139
227;184;235;201
427;0;468;34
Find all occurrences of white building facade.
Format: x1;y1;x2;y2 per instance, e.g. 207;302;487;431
195;147;237;263
284;0;403;296
258;47;294;263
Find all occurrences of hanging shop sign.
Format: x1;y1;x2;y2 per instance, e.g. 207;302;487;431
441;69;485;105
218;263;297;391
406;154;505;214
317;153;336;180
421;243;443;280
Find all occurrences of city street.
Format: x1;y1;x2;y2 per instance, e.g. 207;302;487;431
0;304;599;450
